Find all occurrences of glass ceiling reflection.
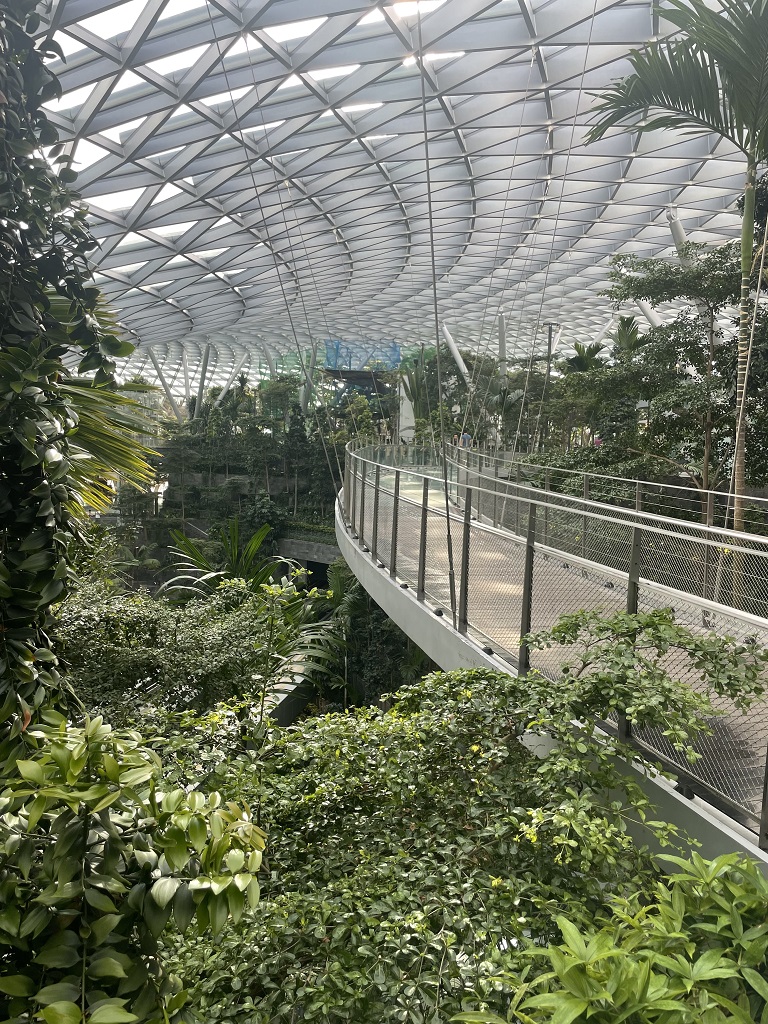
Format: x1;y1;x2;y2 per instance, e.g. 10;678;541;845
39;0;744;392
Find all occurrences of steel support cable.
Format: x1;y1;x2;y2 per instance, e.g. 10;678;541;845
529;0;599;452
416;10;458;626
455;50;538;446
199;7;347;503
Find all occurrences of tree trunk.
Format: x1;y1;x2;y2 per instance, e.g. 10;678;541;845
733;156;757;535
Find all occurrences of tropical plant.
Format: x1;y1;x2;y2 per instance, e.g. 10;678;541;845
0;714;266;1024
586;0;768;532
161;610;767;1024
610;314;647;361
160;520;281;600
454;853;768;1024
561;341;607;374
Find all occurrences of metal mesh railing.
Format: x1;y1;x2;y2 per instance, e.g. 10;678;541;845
342;443;768;846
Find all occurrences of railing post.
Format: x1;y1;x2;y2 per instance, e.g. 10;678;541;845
582;474;590;559
371;465;380;561
543;468;551;545
515;464;521;535
458;492;472;633
703;491;714;600
760;752;768;851
518;502;538;674
350;458;358;536
389;470;400;579
492;462;499;527
359;461;367;546
416;478;430;600
618;525;643;743
476;454;483;519
635;480;642;512
344;454;351;522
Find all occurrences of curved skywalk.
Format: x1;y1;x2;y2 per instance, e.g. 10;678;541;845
39;0;746;392
341;444;768;843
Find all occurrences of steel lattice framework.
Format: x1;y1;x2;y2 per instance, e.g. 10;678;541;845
39;0;746;395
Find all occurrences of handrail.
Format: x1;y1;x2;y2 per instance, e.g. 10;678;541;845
370;442;768;531
342;441;768;848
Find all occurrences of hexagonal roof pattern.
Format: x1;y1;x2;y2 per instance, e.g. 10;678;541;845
39;0;745;393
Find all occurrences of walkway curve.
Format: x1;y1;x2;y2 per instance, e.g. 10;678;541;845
340;442;768;848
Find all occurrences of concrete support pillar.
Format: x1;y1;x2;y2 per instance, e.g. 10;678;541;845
147;349;184;422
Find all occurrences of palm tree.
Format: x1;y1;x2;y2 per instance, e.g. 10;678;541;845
161;519;281;600
585;0;768;532
561;341;606;374
610;316;647;362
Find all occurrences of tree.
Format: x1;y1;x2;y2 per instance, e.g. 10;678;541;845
561;341;607;374
586;0;768;532
609;315;647;362
607;244;742;502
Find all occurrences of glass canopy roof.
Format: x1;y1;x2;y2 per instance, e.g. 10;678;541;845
40;0;744;393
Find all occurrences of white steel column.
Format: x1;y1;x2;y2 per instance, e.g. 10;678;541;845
147;349;184;423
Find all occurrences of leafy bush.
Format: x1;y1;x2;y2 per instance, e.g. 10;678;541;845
456;853;768;1024
0;713;265;1024
56;579;344;720
157;657;702;1023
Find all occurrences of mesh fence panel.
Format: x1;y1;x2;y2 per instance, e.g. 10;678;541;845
636;583;768;826
392;478;422;587
375;484;394;566
348;447;768;838
528;551;628;679
422;497;456;611
465;527;527;660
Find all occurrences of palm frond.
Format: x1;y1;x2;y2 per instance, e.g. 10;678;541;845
62;379;157;512
588;0;768;159
160;518;279;600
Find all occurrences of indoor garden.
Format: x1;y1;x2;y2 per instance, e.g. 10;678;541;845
3;1;768;1023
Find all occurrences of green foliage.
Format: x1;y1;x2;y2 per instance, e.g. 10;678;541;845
0;711;265;1024
161;520;281;600
455;853;768;1024
156;606;768;1024
0;14;269;1023
528;607;768;757
0;0;154;736
57;575;345;719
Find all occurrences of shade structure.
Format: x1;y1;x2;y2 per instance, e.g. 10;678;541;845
40;0;746;393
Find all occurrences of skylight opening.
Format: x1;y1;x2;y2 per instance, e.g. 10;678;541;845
152;221;197;237
113;70;145;93
262;17;327;43
90;187;145;211
190;248;227;257
72;139;108;169
159;0;207;20
109;261;147;272
146;44;208;76
364;134;398;141
229;34;261;56
340;102;383;114
167;255;190;264
395;0;447;16
359;9;384;24
241;119;285;134
308;64;360;83
114;232;146;248
77;0;145;40
99;117;145;142
403;51;464;66
155;183;182;202
43;83;95;113
200;86;251;107
277;75;302;91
